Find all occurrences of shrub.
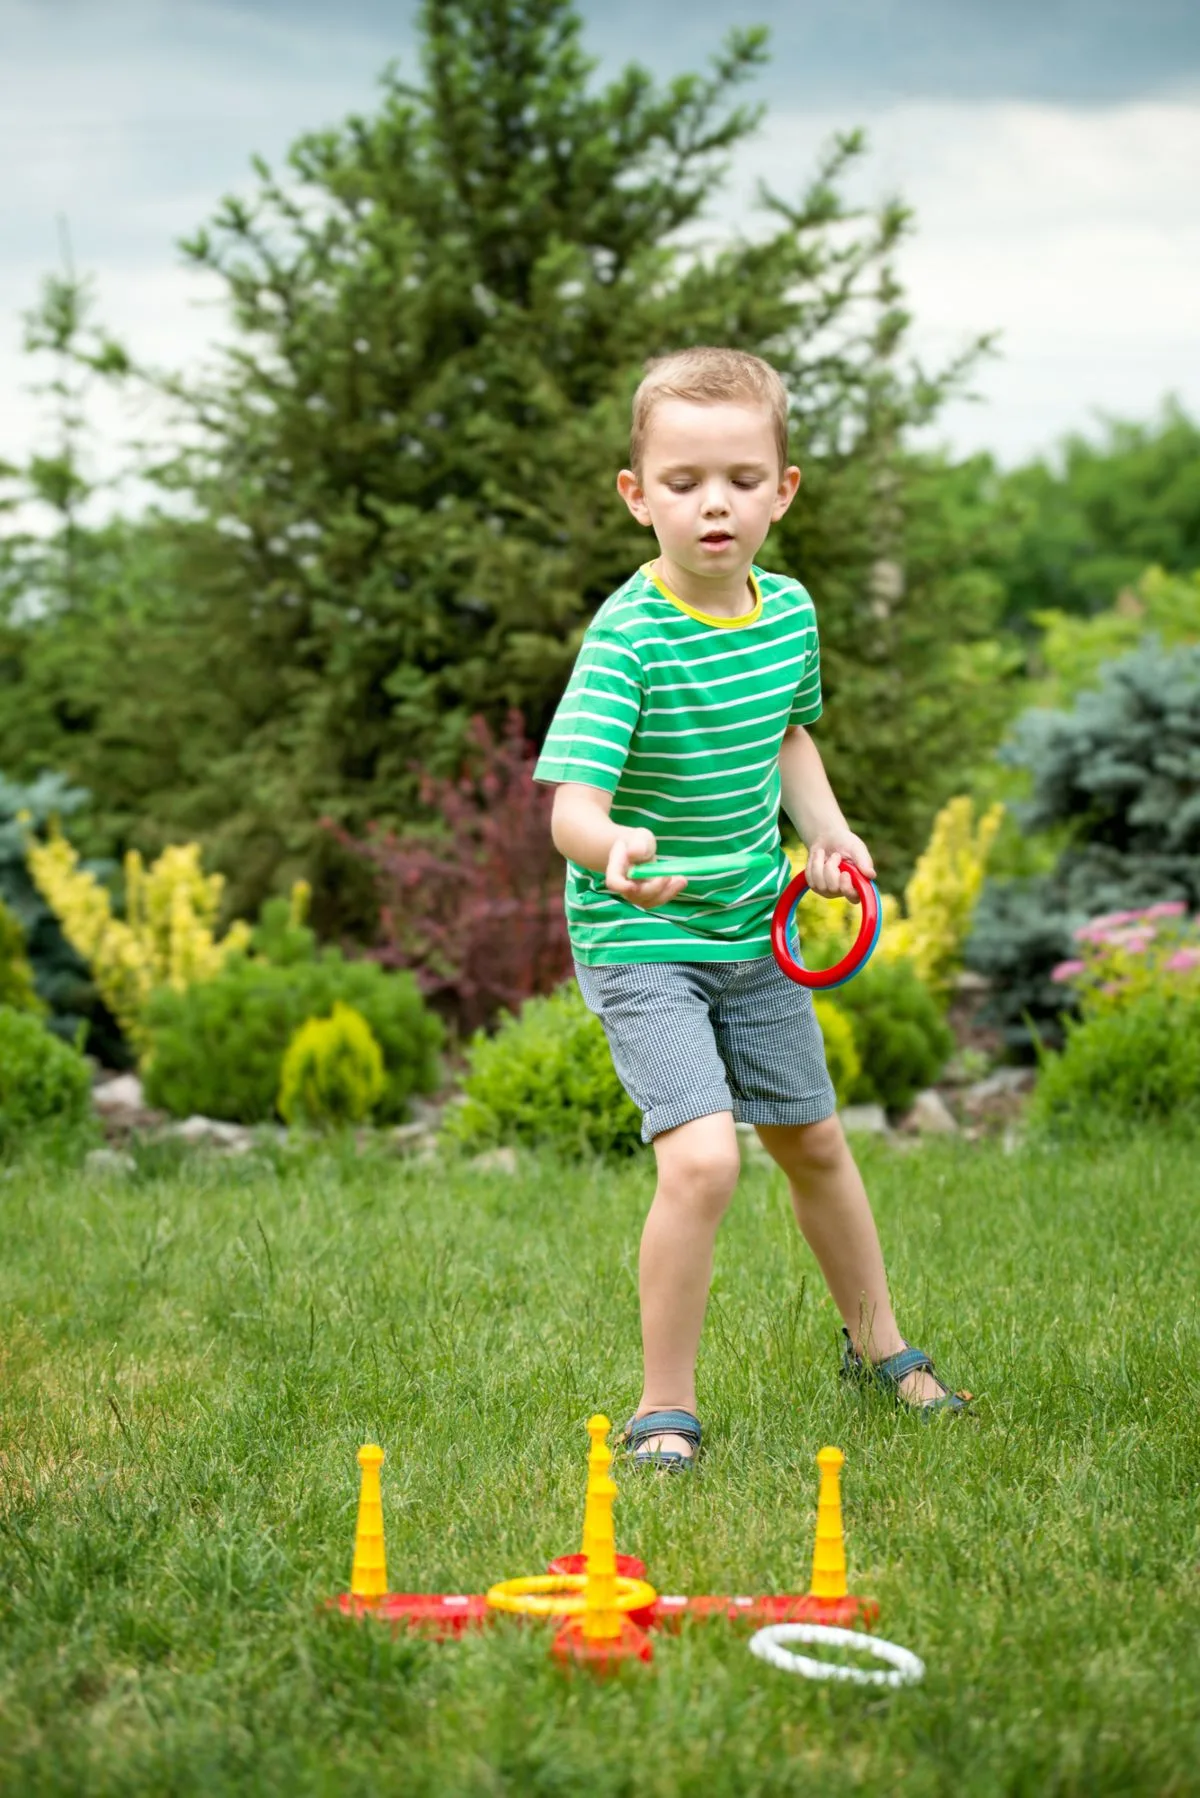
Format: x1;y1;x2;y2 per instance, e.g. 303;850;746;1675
26;828;252;1055
0;771;123;1060
143;953;443;1124
278;1003;386;1128
1030;987;1200;1138
812;997;860;1109
0;898;43;1014
336;712;572;1035
833;958;954;1115
1051;902;1200;1017
445;981;642;1158
0;1006;93;1150
967;639;1200;1050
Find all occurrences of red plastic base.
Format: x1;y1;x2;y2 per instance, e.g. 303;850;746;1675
551;1615;654;1669
547;1551;647;1581
650;1593;879;1629
334;1593;491;1636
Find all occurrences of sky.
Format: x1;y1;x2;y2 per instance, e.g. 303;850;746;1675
2;0;1198;508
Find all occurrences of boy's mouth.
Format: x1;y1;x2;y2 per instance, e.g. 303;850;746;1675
699;530;734;549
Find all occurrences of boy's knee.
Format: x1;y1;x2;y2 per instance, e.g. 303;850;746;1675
765;1113;846;1175
655;1124;740;1216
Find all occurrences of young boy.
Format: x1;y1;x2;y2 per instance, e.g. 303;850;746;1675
534;347;969;1467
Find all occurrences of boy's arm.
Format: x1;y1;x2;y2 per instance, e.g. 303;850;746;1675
550;783;687;911
779;726;876;901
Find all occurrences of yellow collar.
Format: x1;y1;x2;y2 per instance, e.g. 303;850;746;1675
645;562;763;630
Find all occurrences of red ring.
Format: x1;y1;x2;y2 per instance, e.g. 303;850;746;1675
771;862;880;990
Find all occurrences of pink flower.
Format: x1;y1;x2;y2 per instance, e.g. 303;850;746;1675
1088;909;1145;931
1142;901;1187;921
1051;959;1087;983
1164;949;1200;974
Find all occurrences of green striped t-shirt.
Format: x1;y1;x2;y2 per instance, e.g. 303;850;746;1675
534;562;822;964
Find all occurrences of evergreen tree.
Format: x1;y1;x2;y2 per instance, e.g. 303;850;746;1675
3;0;1005;912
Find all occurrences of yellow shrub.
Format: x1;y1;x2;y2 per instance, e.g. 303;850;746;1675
885;797;1004;994
788;795;1003;996
277;1002;386;1128
812;998;860;1107
25;829;251;1056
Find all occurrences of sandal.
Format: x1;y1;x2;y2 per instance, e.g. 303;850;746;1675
620;1408;702;1470
839;1328;973;1416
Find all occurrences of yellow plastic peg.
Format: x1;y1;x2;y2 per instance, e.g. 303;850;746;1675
350;1443;388;1602
808;1445;848;1600
579;1414;612;1561
581;1469;622;1642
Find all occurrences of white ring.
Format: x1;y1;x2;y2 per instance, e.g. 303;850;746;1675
747;1624;924;1688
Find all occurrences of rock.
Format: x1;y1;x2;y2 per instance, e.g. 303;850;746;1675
839;1104;891;1137
92;1074;145;1118
85;1147;136;1178
900;1090;959;1136
469;1146;518;1175
734;1121;771;1161
960;1067;1035;1123
167;1115;255;1151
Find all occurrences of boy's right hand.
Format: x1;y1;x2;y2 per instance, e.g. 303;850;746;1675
605;830;688;910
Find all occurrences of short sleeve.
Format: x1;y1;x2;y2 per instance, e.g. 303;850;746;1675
788;609;822;727
533;628;644;793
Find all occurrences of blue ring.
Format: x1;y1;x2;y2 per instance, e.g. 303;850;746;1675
785;882;883;990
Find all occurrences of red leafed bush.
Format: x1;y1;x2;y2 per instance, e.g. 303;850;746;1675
334;713;572;1035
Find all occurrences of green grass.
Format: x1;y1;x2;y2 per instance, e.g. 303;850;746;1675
2;1129;1199;1796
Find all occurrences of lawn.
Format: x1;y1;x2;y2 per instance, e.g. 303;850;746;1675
2;1127;1199;1796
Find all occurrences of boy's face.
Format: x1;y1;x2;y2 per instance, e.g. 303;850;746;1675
617;398;800;581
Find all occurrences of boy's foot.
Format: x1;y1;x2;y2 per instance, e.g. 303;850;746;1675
839;1330;972;1415
621;1408;702;1469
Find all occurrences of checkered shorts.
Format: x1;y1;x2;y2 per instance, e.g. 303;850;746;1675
574;956;837;1143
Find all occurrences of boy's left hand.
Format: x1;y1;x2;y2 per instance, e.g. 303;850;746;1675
805;833;876;903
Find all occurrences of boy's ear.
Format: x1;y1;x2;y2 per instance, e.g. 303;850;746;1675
617;469;652;527
772;464;802;520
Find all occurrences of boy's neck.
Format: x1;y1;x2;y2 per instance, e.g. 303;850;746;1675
650;553;757;619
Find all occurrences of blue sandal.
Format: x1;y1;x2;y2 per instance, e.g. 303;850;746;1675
839;1329;973;1416
620;1408;702;1470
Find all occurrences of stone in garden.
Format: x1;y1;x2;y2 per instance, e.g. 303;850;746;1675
839;1104;891;1137
390;1122;438;1157
85;1147;136;1178
961;1067;1035;1116
469;1146;518;1174
168;1115;255;1151
734;1120;771;1161
900;1090;959;1135
92;1074;146;1119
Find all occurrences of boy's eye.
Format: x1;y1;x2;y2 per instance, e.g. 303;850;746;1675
666;480;695;493
733;477;762;489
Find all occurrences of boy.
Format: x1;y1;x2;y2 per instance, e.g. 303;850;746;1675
534;347;969;1467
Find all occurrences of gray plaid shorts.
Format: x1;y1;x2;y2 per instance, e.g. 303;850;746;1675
574;955;837;1143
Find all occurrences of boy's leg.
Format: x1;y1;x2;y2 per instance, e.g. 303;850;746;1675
754;1116;947;1405
634;1109;741;1459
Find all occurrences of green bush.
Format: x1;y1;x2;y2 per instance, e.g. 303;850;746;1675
143;952;442;1123
813;997;860;1108
833;958;953;1115
445;981;642;1157
1030;988;1200;1138
0;898;43;1015
278;1003;386;1128
0;1006;93;1150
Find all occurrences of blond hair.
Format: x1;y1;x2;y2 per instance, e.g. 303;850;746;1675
630;347;789;475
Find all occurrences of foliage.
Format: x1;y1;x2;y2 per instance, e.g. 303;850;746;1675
1050;903;1200;1016
339;712;570;1034
812;997;859;1108
988;403;1200;629
0;771;124;1057
968;639;1200;1051
25;828;251;1057
142;952;442;1124
0;899;42;1015
964;876;1083;1053
1027;566;1200;708
832;958;954;1115
0;0;1002;915
444;980;641;1157
250;885;317;967
277;1002;386;1129
1030;987;1200;1139
0;1005;93;1150
787;793;1003;996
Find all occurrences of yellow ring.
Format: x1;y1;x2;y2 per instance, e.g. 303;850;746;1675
485;1573;658;1617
